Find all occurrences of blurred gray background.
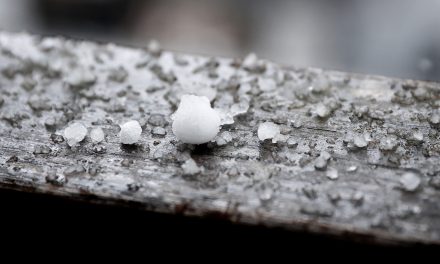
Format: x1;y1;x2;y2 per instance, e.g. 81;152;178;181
1;0;440;81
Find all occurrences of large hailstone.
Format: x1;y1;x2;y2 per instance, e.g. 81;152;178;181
172;94;221;144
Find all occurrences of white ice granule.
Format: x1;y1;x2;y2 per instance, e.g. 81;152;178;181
181;158;203;175
64;122;87;147
326;168;339;180
400;172;421;192
242;53;260;71
119;120;142;144
315;103;331;118
257;122;280;143
172;94;221;144
66;68;96;88
258;77;277;92
147;39;161;56
90;127;105;143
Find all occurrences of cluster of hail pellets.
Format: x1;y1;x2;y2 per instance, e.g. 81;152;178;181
63;120;142;146
63;95;221;146
64;93;277;146
64;123;105;147
172;94;279;144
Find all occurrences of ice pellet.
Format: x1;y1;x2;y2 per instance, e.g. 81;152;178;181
90;127;105;143
215;131;233;146
172;94;221;144
314;157;328;171
379;136;398;151
257;122;280;143
400;172;421;192
353;135;368;148
147;39;162;56
119;120;142;145
315;103;331;118
326;168;339;180
64;123;87;147
411;131;424;142
287;137;298;148
182;158;203;175
346;165;358;172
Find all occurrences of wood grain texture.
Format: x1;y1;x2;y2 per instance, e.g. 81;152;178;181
0;32;439;245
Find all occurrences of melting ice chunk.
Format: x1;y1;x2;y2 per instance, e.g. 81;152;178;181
119;120;142;144
172;94;221;144
242;53;258;69
64;122;87;147
147;39;162;56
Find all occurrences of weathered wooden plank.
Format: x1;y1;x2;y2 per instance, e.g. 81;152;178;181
0;31;439;245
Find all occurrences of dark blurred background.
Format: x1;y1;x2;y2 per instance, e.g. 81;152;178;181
1;0;440;81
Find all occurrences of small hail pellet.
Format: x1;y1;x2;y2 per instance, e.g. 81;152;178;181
119;120;142;144
172;94;221;144
64;122;87;147
257;121;280;143
90;127;105;143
